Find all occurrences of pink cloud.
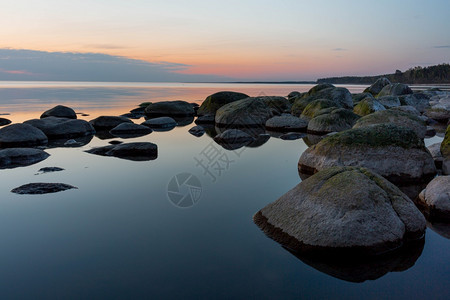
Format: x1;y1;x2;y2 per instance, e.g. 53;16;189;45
0;68;33;75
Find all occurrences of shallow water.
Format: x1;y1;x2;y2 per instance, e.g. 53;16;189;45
0;82;448;299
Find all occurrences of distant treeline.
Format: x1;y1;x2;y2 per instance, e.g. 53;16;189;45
317;63;450;84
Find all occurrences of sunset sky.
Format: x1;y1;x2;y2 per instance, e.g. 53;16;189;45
0;0;449;81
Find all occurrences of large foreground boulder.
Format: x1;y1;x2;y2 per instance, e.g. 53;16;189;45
0;148;49;169
418;176;450;222
0;123;48;147
215;97;273;127
353;109;427;139
85;142;158;161
24;117;95;139
254;166;426;255
197;91;249;117
298;124;436;183
41;105;77;119
145;100;194;117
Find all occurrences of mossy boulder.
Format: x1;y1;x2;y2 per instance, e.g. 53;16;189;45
261;96;291;114
254;166;426;256
307;83;335;95
364;77;391;96
307;108;360;135
390;105;420;116
291;86;353;116
197;91;249;117
215;97;273;127
353;109;427;139
377;83;413;97
300;99;337;120
145;100;195;117
352;92;374;104
425;107;450;123
298;124;436;183
353;98;386;116
377;96;401;109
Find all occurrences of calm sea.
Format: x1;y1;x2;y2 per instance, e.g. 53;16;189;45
0;82;448;299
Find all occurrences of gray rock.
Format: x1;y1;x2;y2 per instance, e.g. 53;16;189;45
254;166;426;255
291;86;353;116
11;183;77;194
141;117;177;128
353;98;386;116
353;109;427;139
298;124;436;184
213;129;255;145
0;118;11;126
188;125;205;137
215;97;274;127
41;105;77;119
426;126;436;137
109;122;152;137
352;92;375;104
377;83;413;97
300;99;337;120
24;117;95;139
390;105;421;116
37;167;64;174
0;148;49;169
0;123;48;147
85;142;158;161
197;91;249;117
195;115;215;124
377;96;401;109
427;142;443;169
287;91;302;101
418;176;450;221
399;93;430;113
265;115;308;132
442;125;450;174
145;100;195;116
261;96;292;114
364;77;391;95
89;116;133;129
307;108;360;135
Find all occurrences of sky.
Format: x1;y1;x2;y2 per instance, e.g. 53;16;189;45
0;0;449;81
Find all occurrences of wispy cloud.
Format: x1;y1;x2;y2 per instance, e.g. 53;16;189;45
0;48;231;82
332;48;348;51
433;45;450;49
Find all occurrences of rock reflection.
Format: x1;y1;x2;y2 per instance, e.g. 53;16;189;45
427;221;450;239
46;134;94;148
283;238;424;283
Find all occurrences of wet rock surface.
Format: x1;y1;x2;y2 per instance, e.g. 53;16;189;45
11;183;77;194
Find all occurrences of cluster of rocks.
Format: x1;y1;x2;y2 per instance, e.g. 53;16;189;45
248;79;450;262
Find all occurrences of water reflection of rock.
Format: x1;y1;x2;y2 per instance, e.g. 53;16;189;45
302;134;325;147
284;238;424;283
46;134;94;148
427;221;450;239
95;130;116;140
213;125;270;150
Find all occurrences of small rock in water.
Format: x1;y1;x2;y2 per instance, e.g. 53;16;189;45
81;114;90;117
37;167;65;174
280;132;306;140
11;183;77;195
109;140;123;145
188;125;205;137
64;139;82;146
0;118;12;126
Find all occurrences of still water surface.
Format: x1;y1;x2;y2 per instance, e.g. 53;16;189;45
0;82;448;299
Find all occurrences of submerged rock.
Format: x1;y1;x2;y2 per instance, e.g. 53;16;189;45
24;117;95;139
141;117;177;129
353;109;427;139
280;132;306;140
254;166;426;256
197;91;249;117
89;116;133;129
298;124;436;183
0;123;48;147
265;115;308;132
0;148;49;169
0;118;12;126
85;142;158;161
145;100;195;117
418;176;450;222
11;183;77;194
41;105;77;119
188;125;205;137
